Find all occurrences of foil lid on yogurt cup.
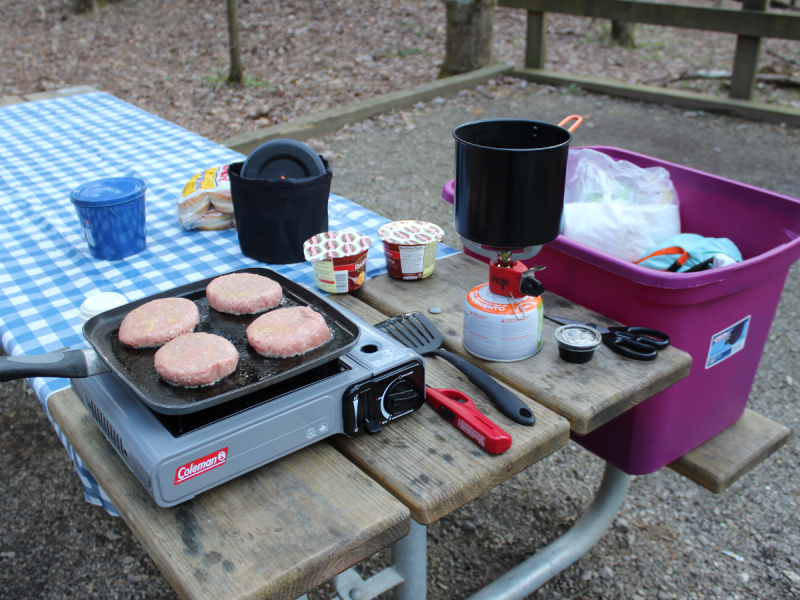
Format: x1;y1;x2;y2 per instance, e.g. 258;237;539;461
554;324;602;351
303;231;371;261
377;220;444;246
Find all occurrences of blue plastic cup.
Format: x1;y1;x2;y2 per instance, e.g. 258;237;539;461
70;177;147;260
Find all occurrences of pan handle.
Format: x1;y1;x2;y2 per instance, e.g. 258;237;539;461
0;349;109;383
428;348;536;426
557;115;583;133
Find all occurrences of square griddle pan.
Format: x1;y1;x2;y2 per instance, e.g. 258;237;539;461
86;267;359;414
0;268;359;415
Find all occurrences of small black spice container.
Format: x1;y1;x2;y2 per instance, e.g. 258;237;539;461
228;159;332;264
554;324;602;364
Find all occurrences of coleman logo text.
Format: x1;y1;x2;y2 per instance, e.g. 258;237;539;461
174;448;228;485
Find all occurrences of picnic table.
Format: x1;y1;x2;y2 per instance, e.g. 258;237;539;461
0;90;788;600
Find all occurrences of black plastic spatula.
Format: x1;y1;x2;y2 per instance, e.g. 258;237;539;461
375;312;535;426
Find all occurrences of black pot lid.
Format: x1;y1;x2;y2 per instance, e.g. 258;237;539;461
241;139;326;180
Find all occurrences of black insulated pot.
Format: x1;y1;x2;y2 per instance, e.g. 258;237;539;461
452;115;582;249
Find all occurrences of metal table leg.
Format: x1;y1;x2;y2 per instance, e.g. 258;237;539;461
391;519;428;600
328;521;427;600
322;461;629;600
467;462;631;600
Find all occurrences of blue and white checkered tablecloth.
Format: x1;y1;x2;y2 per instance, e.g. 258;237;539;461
0;92;457;515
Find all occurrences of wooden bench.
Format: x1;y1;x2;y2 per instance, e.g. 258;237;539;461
47;389;412;600
669;408;791;493
46;316;571;598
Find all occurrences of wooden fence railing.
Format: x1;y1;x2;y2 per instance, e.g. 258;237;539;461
497;0;800;100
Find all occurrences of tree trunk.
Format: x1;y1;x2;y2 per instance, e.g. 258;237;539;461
72;0;99;13
611;20;636;48
610;0;637;48
226;0;243;85
439;0;495;79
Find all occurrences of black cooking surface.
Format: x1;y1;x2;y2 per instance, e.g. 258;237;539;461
152;358;350;437
83;268;360;415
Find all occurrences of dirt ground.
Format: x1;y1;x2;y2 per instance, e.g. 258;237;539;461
2;0;799;144
1;1;800;600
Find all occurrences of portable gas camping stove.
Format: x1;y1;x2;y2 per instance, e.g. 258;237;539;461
71;310;425;507
451;117;583;363
461;240;548;362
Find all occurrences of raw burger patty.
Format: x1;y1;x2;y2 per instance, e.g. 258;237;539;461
154;333;239;387
118;298;199;348
246;306;331;358
206;273;282;315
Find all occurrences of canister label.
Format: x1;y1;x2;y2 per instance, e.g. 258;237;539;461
705;315;750;369
463;284;543;362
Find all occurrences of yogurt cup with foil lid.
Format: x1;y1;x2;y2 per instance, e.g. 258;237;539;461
378;220;444;245
377;220;444;281
303;231;371;293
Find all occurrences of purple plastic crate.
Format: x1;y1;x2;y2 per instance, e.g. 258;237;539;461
444;146;800;473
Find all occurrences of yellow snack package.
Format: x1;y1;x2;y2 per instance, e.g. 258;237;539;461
177;165;234;230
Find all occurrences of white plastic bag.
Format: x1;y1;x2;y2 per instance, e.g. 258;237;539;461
562;149;681;261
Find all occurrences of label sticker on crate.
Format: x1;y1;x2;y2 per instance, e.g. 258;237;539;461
705;316;750;369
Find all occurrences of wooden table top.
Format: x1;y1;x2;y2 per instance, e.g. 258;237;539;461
351;253;692;435
47;388;410;600
329;296;570;525
44;254;691;598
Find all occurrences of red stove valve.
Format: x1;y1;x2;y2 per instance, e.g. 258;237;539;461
489;261;546;298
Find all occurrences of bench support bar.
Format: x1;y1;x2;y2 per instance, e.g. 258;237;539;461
467;463;630;600
333;565;406;600
324;463;629;600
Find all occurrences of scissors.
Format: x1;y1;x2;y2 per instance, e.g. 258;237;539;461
544;315;670;361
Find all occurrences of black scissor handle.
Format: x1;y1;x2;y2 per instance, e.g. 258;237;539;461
601;332;659;361
607;326;670;349
602;334;658;361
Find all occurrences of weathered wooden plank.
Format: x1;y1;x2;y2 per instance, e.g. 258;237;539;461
47;388;410;600
222;64;512;154
348;254;691;435
525;11;547;70
668;409;791;493
730;35;764;101
730;0;768;101
498;0;800;40
512;68;800;126
22;86;100;101
328;296;571;525
0;96;25;106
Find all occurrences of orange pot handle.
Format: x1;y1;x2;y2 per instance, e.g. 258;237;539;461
558;115;583;133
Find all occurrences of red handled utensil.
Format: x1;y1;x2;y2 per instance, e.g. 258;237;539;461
425;387;512;455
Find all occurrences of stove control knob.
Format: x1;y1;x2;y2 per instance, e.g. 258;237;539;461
384;379;419;414
520;270;546;297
